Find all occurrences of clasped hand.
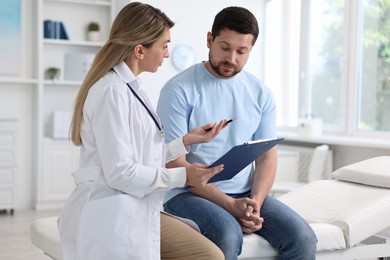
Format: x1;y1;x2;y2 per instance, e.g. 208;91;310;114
229;197;264;234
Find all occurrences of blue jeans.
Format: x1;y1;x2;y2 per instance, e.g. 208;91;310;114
164;192;317;260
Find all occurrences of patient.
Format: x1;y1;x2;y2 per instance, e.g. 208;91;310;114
157;6;317;260
57;2;224;259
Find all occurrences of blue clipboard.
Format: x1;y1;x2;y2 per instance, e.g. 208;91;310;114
207;137;284;183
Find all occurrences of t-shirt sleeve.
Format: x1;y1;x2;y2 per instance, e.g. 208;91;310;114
253;86;278;140
157;84;189;143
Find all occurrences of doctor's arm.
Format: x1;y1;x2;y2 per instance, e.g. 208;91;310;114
163;121;227;188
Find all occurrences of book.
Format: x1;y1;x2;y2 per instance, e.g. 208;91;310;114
54;21;60;39
59;22;69;40
43;20;54;39
43;20;69;40
207;137;284;183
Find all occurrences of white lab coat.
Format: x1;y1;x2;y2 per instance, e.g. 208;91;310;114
58;61;188;260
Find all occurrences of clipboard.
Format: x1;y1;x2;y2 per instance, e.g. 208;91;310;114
207;137;284;183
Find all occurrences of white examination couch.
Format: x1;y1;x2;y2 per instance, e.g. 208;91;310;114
31;156;390;259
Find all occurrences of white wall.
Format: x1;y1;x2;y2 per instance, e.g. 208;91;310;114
2;0;263;209
0;0;36;209
117;0;264;107
5;0;390;209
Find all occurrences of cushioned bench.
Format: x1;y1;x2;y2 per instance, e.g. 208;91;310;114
31;156;390;259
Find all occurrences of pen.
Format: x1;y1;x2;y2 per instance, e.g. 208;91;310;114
205;117;238;132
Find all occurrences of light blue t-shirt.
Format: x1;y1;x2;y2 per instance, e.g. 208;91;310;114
157;63;277;202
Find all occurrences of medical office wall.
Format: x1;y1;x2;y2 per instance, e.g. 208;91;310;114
116;0;264;107
0;0;261;210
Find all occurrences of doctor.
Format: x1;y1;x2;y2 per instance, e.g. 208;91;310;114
58;2;225;260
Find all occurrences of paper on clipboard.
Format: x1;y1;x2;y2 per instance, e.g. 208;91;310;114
207;137;284;183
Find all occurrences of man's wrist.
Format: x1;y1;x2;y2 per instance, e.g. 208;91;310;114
251;194;264;210
222;196;236;214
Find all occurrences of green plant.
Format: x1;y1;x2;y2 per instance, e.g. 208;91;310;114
88;22;100;32
46;67;60;80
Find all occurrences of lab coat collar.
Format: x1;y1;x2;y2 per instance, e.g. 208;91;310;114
112;61;143;91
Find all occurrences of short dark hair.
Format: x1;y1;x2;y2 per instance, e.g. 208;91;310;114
211;6;259;45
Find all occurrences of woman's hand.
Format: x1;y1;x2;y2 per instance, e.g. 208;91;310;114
185;163;224;187
183;119;228;147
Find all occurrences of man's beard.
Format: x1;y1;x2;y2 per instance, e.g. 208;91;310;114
209;53;241;78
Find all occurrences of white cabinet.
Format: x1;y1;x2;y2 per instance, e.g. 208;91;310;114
0;119;18;214
35;141;80;210
34;0;116;209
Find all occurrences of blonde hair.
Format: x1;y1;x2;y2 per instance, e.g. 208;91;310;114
70;2;174;146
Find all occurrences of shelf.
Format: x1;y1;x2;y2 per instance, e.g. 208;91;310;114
45;0;111;6
43;39;104;47
43;137;73;144
0;77;38;84
44;80;82;86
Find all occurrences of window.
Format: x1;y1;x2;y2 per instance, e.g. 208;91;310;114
264;0;390;137
264;0;301;127
309;0;345;129
360;0;390;132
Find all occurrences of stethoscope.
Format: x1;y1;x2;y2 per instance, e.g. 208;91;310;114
111;68;164;137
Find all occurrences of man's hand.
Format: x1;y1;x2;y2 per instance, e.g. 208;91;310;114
239;205;263;233
225;197;263;234
226;197;257;219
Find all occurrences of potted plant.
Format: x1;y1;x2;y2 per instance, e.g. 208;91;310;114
46;67;60;81
87;22;100;42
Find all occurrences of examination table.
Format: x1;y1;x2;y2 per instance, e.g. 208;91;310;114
31;156;390;259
